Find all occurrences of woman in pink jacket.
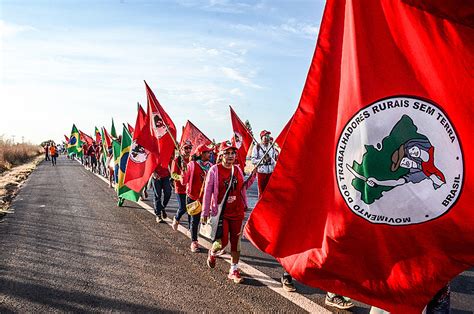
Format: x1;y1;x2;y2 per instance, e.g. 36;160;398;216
201;140;256;283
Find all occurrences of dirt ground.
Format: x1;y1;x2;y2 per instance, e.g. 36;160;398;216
0;155;43;215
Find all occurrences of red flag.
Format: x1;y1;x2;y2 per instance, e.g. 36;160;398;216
180;120;212;156
127;123;134;135
141;81;177;170
102;127;112;148
229;106;253;167
95;127;101;144
64;135;69;143
124;105;158;192
244;0;473;312
79;130;94;145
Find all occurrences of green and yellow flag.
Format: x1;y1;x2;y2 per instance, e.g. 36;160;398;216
67;124;83;157
116;125;140;205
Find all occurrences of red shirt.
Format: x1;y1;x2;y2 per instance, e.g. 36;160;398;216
171;156;189;194
217;164;245;220
154;165;170;178
188;162;206;201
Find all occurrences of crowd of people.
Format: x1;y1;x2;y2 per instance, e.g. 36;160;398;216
66;129;450;313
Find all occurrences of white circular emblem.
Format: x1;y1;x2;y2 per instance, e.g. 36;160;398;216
336;96;463;225
233;132;243;149
152;113;167;138
130;141;149;163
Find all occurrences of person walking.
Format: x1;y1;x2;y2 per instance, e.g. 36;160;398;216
49;143;57;166
251;130;278;198
171;141;193;231
152;164;172;223
181;144;213;252
45;143;50;161
201;141;256;283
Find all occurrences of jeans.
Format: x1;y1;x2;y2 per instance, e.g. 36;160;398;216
51;156;57;166
175;193;190;225
152;176;172;216
186;197;201;241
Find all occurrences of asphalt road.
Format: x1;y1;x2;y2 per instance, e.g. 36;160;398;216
0;156;473;313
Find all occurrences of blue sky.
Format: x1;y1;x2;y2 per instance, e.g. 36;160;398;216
1;0;325;144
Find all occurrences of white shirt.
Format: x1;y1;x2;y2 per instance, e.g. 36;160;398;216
251;143;278;174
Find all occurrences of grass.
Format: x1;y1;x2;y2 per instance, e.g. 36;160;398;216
0;136;42;174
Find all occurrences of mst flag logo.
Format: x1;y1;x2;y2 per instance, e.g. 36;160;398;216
336;96;463;225
129;141;149;163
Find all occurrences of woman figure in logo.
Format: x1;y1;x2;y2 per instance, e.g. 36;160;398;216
367;138;445;189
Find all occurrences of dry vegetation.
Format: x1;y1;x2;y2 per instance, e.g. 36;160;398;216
0;136;43;173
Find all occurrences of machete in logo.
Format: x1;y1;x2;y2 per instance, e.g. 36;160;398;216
335;96;463;225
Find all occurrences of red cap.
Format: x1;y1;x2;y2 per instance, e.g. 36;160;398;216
260;130;271;138
219;140;237;152
195;144;212;156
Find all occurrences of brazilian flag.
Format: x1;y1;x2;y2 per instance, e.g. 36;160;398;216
116;125;140;205
67;124;83;157
112;139;121;186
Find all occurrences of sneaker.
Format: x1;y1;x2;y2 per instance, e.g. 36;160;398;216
190;241;200;253
215;248;226;257
156;215;163;223
161;210;168;219
207;251;216;268
172;217;179;231
281;275;297;292
228;269;244;284
325;294;354;310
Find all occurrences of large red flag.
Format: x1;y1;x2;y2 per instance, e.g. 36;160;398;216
180;120;212;156
245;0;474;312
141;81;177;170
124;105;159;192
229;106;253;167
79;130;94;145
274;117;292;150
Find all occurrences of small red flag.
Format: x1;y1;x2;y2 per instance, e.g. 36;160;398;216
124;105;159;192
127;123;134;135
94;127;102;144
79;130;94;145
102;127;112;148
245;0;474;312
229;106;253;167
180;120;212;156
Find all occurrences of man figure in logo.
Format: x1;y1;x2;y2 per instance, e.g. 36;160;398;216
367;138;445;189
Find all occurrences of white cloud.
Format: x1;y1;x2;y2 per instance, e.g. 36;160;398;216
221;67;262;89
176;0;269;14
0;20;36;38
231;19;319;40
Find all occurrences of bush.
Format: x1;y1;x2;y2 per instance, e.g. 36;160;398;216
0;136;42;173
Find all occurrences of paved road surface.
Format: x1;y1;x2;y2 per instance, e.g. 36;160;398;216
1;157;472;312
